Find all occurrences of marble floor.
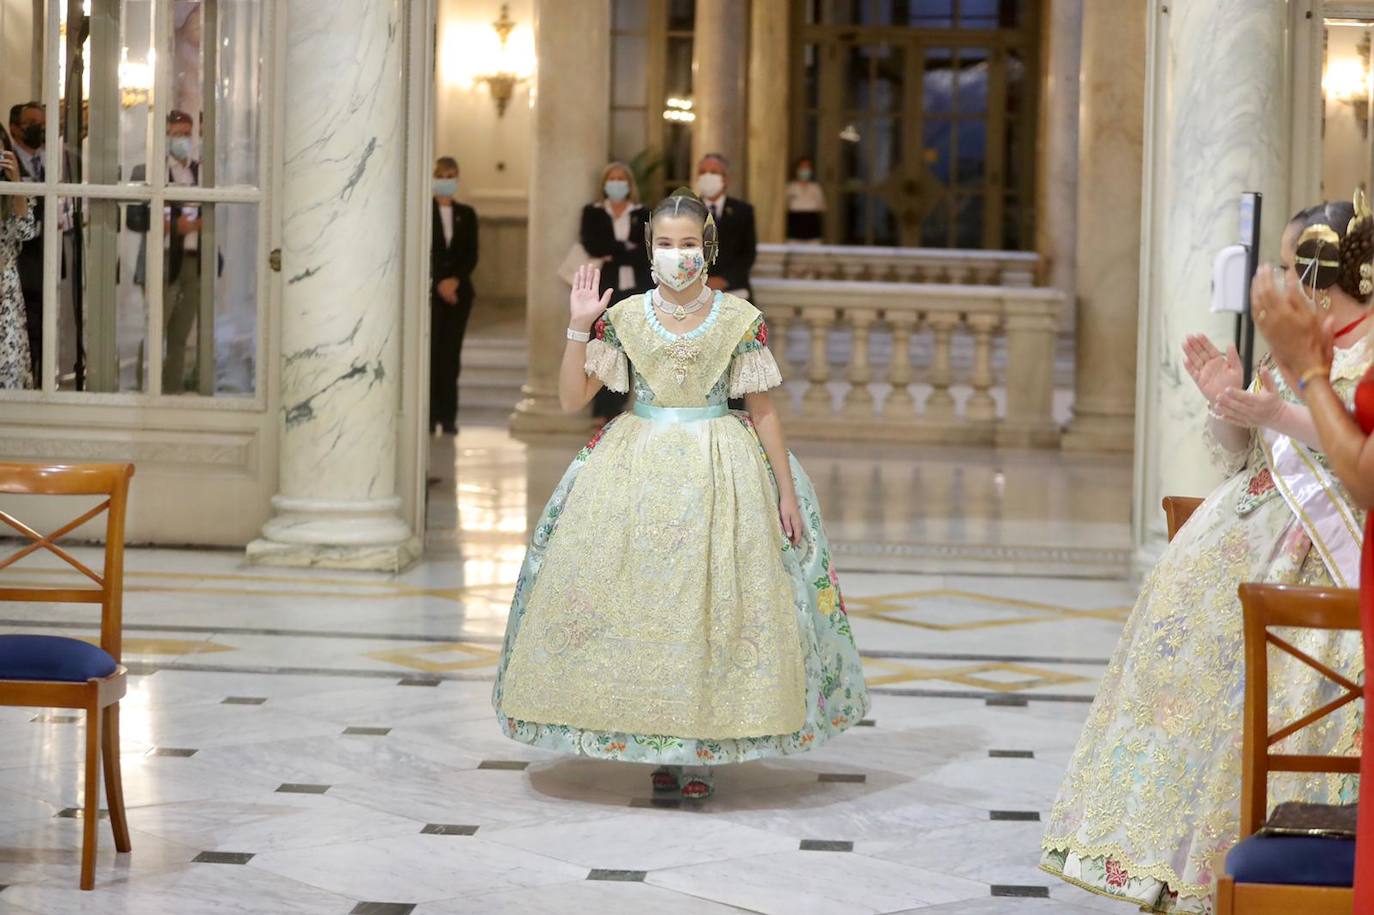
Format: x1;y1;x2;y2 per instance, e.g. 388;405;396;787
0;430;1140;914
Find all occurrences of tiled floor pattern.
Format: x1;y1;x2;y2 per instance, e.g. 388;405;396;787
0;551;1132;914
0;668;1127;914
0;429;1141;912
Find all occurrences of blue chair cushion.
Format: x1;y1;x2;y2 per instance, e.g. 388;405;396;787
1225;834;1355;888
0;634;118;683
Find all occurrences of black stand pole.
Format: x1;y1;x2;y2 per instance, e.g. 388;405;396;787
1239;192;1262;390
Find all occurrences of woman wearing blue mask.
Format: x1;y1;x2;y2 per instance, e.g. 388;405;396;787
579;161;651;425
429;156;479;435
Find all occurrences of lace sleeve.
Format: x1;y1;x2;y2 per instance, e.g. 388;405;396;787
728;315;782;396
1203;420;1251;476
584;313;629;393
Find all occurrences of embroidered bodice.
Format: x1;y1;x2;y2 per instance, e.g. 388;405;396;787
585;292;781;407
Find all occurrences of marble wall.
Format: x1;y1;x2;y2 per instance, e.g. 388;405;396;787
1133;0;1291;566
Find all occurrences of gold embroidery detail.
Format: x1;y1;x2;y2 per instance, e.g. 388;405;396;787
499;295;807;739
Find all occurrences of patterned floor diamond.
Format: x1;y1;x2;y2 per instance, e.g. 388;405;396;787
861;658;1090;692
365;642;500;672
846;589;1130;631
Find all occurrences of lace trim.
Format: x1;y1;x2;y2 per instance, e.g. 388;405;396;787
585;338;629;393
1041;835;1212;903
1203;420;1251;477
728;347;782;397
1332;332;1374;384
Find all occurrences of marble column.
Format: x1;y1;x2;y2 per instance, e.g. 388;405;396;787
1033;0;1081;298
1132;0;1290;571
247;0;419;571
1061;0;1145;453
509;0;611;436
747;0;790;243
691;0;748;183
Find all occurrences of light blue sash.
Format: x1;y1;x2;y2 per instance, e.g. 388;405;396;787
632;402;730;424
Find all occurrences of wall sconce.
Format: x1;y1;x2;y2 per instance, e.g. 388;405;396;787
118;48;155;109
662;97;695;122
468;4;535;117
1324;32;1372;138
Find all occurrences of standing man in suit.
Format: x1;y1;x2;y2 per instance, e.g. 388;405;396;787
430;156;479;435
694;153;757;302
9;102;47;381
696;153;758;410
128;109;206;393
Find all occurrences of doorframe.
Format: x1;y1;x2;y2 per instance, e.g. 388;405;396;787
399;0;439;538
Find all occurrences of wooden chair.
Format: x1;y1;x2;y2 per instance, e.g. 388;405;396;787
1163;496;1204;542
1214;583;1360;914
0;463;134;890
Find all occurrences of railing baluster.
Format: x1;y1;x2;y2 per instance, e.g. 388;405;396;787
923;313;959;422
802;308;836;416
883;311;918;421
966;313;999;424
843;308;878;417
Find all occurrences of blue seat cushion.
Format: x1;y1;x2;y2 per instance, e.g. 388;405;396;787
0;634;118;683
1225;834;1355;888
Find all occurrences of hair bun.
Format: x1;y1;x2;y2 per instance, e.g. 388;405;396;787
1339;189;1374;303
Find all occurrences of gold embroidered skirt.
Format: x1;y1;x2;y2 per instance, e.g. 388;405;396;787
498;412;808;740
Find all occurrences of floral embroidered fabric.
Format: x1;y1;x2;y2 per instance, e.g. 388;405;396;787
0;204;36;389
1041;336;1374;913
494;293;868;764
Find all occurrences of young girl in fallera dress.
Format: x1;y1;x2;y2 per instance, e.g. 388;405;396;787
492;189;869;798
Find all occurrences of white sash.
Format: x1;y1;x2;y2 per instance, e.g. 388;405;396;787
1260;428;1364;587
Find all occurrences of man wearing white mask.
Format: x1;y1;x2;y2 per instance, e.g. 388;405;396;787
694;153;756;303
127;109;211;393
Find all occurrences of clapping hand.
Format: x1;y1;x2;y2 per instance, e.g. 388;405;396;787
569;263;612;332
1182;335;1243;406
1212;369;1286;430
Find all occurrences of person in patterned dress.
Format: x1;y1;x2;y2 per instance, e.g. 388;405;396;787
0;145;35;389
492;188;869;799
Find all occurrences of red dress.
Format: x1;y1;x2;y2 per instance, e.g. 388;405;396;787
1355;367;1374;909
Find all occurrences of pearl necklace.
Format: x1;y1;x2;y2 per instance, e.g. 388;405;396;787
653;286;712;322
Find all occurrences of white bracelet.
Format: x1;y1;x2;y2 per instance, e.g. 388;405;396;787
566;327;591;343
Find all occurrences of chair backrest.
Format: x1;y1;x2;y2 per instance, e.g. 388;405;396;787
0;463;135;663
1163;496;1204;542
1237;582;1362;837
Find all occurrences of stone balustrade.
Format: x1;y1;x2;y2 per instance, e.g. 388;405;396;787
754;278;1064;448
755;243;1039;288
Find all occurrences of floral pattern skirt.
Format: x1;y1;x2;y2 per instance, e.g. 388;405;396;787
492;413;870;766
1040;473;1362;914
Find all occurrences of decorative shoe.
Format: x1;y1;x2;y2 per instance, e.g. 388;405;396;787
651;766;682;793
681;776;714;800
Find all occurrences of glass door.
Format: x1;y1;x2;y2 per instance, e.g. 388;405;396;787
0;0;268;400
795;0;1037;249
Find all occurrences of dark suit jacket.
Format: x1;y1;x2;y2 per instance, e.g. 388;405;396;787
432;199;479;308
126;161;219;284
709;196;757;297
14;150;46;296
580;202;650;297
